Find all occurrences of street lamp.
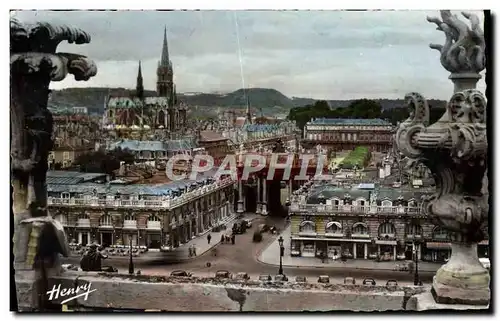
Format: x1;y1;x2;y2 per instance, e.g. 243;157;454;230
129;234;134;275
413;240;420;286
278;236;284;276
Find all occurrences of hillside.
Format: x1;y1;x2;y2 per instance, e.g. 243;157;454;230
48;87;295;115
48;87;446;116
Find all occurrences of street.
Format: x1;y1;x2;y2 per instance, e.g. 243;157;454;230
63;216;434;285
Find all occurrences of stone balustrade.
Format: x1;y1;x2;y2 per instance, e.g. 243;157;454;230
47;177;235;210
289;203;422;216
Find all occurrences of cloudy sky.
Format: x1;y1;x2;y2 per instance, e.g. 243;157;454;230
12;10;486;100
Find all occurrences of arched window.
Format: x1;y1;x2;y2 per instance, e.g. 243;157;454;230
99;215;113;227
356;198;366;206
352;222;368;235
147;214;161;229
381;200;392;207
405;224;422;236
77;214;90;227
54;214;68;226
378;222;396;236
330;197;341;206
299;221;316;233
325;221;342;234
432;226;449;240
158;110;166;127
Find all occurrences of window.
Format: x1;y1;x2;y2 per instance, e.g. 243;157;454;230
352;222;368;235
299;221;316;233
61;192;70;199
381;200;392;207
433;226;449;240
63;151;70;160
99;215;113;226
405;224;422;236
378;222;396;236
325;221;342;234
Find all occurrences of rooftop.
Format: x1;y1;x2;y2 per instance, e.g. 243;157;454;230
46;169;222;196
305;182;431;204
307;118;392;126
108;139;196;152
46;171;107;185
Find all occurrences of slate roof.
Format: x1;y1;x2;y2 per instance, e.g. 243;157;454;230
46;171;107;185
305;183;430;204
108;139;196;152
308;118;392;126
199;131;228;142
243;124;280;133
47;169;220;196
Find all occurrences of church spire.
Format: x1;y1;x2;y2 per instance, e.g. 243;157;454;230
246;93;252;124
160;26;169;67
136;60;144;99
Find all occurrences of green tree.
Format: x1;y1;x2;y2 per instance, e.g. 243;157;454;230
74;148;135;176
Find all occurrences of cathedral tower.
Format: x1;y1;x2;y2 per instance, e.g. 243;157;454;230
136;60;144;99
156;27;173;98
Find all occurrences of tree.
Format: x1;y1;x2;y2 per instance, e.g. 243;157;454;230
74;147;135;176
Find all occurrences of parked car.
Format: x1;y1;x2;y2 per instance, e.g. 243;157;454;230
386;280;398;287
242;219;252;228
318;275;330;284
363;278;376;286
258;274;272;281
235;272;250;281
170;270;192;277
101;266;118;273
295;276;307;283
215;270;232;279
274;274;288;282
344;277;356;285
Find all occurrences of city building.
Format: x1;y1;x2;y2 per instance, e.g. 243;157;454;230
288;180;488;263
47;170;235;250
107;138;197;163
302;118;394;152
50;114;101;168
102;27;187;138
197;130;231;166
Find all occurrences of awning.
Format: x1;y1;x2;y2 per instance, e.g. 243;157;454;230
426;242;451;249
375;240;397;245
352;222;368;229
479;240;489;245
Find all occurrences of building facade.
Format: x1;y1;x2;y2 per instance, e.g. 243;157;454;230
288;180;488;263
302;118;394;152
102;28;187;137
46;171;235;250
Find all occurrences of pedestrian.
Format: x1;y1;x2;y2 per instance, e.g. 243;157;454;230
188;245;193;257
226;235;230;243
207;234;212;244
231;234;235;245
193;245;197;257
220;234;225;244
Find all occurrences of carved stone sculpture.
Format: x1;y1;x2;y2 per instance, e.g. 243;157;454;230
395;11;489;305
11;18;97;310
80;244;108;271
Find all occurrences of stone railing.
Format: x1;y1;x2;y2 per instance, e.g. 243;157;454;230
289;204;422;215
15;271;433;312
47;177;235;210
